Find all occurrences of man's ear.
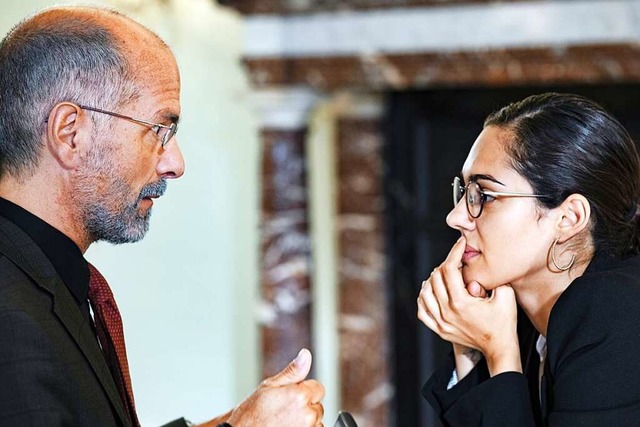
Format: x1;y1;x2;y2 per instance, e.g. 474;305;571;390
556;193;591;243
45;102;90;169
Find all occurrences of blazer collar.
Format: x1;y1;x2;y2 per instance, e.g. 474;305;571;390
0;214;130;426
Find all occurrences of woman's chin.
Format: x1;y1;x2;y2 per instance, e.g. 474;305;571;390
462;268;498;291
461;267;477;284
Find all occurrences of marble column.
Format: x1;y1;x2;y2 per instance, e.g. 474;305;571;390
254;87;321;377
335;94;391;426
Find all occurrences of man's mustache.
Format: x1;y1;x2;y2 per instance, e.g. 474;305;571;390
138;179;167;200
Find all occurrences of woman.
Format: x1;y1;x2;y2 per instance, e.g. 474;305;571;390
417;93;640;426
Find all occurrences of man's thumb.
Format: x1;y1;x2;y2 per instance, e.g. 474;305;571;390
261;348;312;388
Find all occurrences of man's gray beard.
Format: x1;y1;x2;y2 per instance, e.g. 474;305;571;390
75;126;169;245
80;177;167;245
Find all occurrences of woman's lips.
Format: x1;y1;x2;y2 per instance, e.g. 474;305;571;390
462;245;480;262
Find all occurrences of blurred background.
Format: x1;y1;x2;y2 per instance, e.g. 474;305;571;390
3;0;640;425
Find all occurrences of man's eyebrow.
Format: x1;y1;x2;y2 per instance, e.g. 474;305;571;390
156;111;180;124
469;174;505;186
165;113;180;124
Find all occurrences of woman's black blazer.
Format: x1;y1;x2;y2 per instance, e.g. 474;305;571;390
423;252;640;427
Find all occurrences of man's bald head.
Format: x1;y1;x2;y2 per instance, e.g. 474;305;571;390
0;6;174;180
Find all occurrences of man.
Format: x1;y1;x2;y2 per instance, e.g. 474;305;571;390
0;6;324;427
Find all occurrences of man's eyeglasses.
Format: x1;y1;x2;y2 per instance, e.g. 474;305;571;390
79;105;178;148
452;176;548;218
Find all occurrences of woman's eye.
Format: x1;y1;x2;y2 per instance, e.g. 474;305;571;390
482;193;496;202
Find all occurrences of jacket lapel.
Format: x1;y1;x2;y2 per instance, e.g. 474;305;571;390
517;308;544;426
0;215;130;426
541;358;553;426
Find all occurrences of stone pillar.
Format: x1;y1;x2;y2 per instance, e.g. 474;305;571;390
254;87;321;377
335;94;391;426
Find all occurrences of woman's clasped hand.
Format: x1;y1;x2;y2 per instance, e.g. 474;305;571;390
417;236;521;377
418;93;640;426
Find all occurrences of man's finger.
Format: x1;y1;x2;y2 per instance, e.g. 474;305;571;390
310;402;324;418
299;379;325;405
302;403;323;426
261;348;312;388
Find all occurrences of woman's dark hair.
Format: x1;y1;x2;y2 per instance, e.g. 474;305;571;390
485;92;640;257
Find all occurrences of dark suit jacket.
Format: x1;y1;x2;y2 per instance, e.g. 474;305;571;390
0;214;129;426
423;252;640;426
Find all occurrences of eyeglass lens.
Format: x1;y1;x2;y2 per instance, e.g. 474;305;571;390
452;177;483;218
159;124;177;147
466;182;483;217
453;176;464;206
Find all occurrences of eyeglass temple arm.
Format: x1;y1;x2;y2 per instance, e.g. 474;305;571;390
482;190;548;198
79;105;173;130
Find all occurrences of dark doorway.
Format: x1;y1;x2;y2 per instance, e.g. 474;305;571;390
383;84;640;427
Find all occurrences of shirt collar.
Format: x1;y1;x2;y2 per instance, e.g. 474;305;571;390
0;197;89;307
536;335;547;361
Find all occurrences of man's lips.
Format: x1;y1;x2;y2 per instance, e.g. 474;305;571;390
140;194;161;207
140;197;154;207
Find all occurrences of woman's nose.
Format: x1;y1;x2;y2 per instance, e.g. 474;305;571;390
446;197;474;231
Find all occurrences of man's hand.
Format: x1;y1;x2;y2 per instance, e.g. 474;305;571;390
227;348;325;427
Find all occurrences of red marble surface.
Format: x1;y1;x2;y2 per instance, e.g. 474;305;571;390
222;0;528;15
260;129;314;377
244;44;640;90
337;119;391;426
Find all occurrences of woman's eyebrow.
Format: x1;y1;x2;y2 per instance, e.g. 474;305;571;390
469;174;505;186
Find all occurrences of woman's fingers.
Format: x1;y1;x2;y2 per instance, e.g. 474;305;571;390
418;281;441;333
423;279;444;323
440;237;468;300
417;295;438;332
417;239;468;338
416;239;520;359
466;281;488;298
420;272;464;341
430;267;450;308
490;285;516;309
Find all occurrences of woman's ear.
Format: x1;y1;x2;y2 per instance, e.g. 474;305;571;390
556;193;591;243
45;102;90;169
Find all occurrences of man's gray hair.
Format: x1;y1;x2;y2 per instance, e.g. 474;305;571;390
0;10;138;180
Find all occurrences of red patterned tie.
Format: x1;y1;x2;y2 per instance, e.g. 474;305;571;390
88;263;140;427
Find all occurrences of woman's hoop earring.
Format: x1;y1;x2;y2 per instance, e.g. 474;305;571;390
551;238;575;271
